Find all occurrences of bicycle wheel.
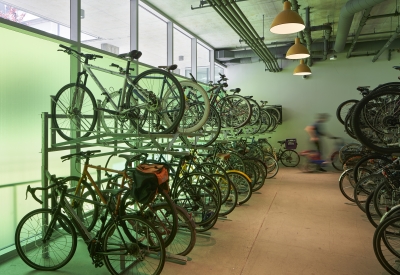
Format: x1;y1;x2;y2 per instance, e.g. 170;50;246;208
258;110;271;134
120;188;178;248
353;153;392;183
353;171;379;212
218;95;252;128
336;99;358;125
99;90;139;148
298;155;318;172
52;83;97;140
102;214;165;275
217;176;238;216
338;169;357;202
226;170;252;205
166;205;196;256
61;176;99;232
352;89;400;154
176;80;210;133
15;208;77;271
180;105;221;148
247;98;261;126
172;183;219;229
365;191;380;228
280;150;300;167
373;181;398;218
265;154;279;178
127;68;185;134
250;159;267;192
373;214;400;275
330;151;342;171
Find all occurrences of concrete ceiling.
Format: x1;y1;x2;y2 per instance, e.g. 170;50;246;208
143;0;397;50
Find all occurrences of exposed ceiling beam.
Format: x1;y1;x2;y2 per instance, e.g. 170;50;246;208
347;7;372;58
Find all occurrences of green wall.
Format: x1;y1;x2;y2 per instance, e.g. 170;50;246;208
226;54;400;159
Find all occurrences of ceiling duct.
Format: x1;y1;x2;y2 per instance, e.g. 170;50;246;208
207;0;281;72
216;38;400;65
334;0;388;53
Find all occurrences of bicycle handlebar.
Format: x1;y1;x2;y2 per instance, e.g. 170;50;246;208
61;150;101;161
58;44;103;60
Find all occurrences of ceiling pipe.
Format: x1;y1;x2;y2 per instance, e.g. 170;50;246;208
289;0;306;44
210;0;281;71
334;0;387;53
372;25;400;62
208;0;274;71
229;0;281;70
207;0;275;71
368;11;400;20
304;7;312;66
352;30;394;36
347;7;373;58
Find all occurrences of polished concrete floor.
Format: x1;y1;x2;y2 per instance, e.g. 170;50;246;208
0;166;388;275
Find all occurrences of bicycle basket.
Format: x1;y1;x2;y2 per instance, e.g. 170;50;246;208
285;139;297;150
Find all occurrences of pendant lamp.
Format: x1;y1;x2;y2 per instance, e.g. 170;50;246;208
286;38;310;59
293;60;311;75
270;1;305;35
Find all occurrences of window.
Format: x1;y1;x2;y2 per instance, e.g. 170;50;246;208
138;5;167;67
173;28;192;78
197;43;210;83
82;0;130;54
0;1;70;39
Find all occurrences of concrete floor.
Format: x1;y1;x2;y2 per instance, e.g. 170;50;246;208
0;167;388;275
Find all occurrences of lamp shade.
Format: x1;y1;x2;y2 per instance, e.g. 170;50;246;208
286;38;310;59
293;60;311;75
270;1;305;34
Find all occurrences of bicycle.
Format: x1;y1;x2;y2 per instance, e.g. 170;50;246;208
52;45;185;146
15;173;166;274
263;139;300;167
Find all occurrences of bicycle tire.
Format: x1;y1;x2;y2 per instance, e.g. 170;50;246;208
264;154;279;178
166;204;197;256
352;88;400;154
353;153;392;183
338;168;357;202
99;90;138;148
330;151;342;171
127;68;185;134
58;176;99;232
247;98;261;126
258;110;271;134
15;208;77;271
373;181;395;218
52;83;97;140
175;80;211;133
336;99;358;125
373;214;400;275
365;191;379;228
353;171;379;212
280;149;300;167
249;158;267;192
217;95;252;128
180;105;221;148
226;170;252;205
119;188;178;248
102;214;166;275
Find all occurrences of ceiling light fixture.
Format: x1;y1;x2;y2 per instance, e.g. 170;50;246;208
293;59;312;75
270;1;305;35
286;37;310;59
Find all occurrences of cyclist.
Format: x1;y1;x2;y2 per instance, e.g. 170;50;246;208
304;113;330;171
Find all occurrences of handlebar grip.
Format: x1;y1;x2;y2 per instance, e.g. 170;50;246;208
59;44;69;50
26;185;43;204
94;54;103;59
110;63;119;68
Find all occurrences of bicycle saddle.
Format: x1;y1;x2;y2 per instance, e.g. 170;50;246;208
277;140;285;144
229;88;241;93
118;50;142;60
158;64;178;71
216;153;230;161
356;86;370;92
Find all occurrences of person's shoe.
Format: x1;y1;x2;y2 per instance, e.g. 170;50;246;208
318;167;327;172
